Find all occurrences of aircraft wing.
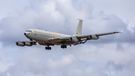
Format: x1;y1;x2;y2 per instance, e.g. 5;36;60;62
48;32;119;43
48;37;71;42
77;32;120;38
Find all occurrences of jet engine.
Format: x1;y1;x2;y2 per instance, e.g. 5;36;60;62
16;41;25;46
90;35;99;40
24;41;33;46
16;41;36;46
69;37;79;42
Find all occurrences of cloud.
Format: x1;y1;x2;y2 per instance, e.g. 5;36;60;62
0;0;135;76
106;61;124;71
47;54;76;68
84;14;135;43
0;59;13;72
0;43;135;76
0;0;135;46
0;0;30;20
87;0;135;28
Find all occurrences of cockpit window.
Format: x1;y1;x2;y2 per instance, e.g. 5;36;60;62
26;30;32;32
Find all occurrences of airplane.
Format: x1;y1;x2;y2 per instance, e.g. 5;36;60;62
16;19;119;50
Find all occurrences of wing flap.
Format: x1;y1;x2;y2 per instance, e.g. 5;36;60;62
48;37;71;42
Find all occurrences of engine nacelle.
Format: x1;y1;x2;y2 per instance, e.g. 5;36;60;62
16;41;36;46
70;37;79;42
16;41;25;46
90;35;99;40
24;41;32;46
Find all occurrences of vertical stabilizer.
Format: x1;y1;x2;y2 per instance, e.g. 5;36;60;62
73;19;83;36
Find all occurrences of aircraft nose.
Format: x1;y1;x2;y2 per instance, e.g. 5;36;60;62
24;33;26;36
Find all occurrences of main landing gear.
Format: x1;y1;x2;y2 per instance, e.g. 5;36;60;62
45;46;51;50
45;44;51;50
61;45;67;49
61;42;67;49
44;43;67;50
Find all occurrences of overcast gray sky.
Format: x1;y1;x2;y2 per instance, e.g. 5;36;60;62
0;0;135;76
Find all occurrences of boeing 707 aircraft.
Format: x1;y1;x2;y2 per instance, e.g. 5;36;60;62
16;19;119;50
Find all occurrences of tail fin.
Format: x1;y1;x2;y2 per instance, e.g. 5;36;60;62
73;19;83;36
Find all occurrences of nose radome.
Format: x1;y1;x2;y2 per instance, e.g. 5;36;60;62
24;33;26;35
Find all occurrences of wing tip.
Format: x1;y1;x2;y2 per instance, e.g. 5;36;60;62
114;32;120;33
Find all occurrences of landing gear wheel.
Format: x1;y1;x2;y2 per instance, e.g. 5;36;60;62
45;47;51;50
61;45;67;49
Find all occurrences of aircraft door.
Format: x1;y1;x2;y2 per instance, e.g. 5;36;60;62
34;30;37;35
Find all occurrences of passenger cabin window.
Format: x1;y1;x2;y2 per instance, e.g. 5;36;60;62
26;30;32;32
